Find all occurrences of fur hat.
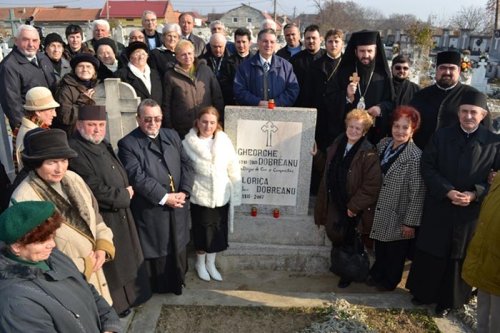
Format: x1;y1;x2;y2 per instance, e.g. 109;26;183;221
22;128;78;162
70;53;100;71
23;87;60;111
0;201;55;245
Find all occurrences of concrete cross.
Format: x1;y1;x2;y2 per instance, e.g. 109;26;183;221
261;121;278;147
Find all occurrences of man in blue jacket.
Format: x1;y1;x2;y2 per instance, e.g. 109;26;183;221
234;29;299;107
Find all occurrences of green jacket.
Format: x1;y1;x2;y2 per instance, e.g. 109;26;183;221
462;174;500;296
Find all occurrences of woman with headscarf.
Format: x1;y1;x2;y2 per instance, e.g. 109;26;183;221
54;53;99;136
10;128;115;305
115;42;162;105
0;201;121;332
95;38;122;81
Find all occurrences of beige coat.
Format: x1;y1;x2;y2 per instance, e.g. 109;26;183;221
11;170;115;304
14;117;39;171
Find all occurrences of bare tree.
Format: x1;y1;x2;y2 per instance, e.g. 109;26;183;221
449;5;492;34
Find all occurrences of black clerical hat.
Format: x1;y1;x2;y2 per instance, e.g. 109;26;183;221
353;30;379;46
460;89;488;111
436;51;461;67
78;105;107;120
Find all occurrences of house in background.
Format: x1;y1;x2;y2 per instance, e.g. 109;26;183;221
219;4;279;37
99;0;178;26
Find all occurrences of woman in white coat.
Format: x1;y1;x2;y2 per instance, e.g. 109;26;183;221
182;106;241;281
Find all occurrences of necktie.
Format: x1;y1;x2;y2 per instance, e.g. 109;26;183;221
263;62;269;73
31;58;38;67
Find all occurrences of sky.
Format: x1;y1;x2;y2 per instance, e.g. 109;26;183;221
0;0;490;22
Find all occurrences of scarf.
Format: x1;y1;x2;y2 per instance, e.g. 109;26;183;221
28;172;96;245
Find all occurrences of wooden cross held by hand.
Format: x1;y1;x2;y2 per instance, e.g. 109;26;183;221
349;72;360;84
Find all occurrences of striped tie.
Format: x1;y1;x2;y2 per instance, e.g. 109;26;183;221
263;62;269;73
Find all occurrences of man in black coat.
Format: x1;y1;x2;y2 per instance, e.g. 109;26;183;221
118;99;194;295
391;54;420;107
406;90;500;317
0;24;56;129
289;24;325;107
69;105;152;316
324;30;394;145
276;23;303;61
410;50;490;149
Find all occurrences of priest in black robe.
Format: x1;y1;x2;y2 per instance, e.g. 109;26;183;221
391;54;420;107
406;90;500;317
324;30;394;145
410;51;491;149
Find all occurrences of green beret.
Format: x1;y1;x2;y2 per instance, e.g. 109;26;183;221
0;201;55;245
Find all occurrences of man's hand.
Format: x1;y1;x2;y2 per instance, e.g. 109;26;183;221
366;105;381;117
166;192;186;208
346;82;357;102
447;190;474;206
126;186;134;199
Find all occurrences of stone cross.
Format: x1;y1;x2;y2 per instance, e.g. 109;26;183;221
261;121;278;147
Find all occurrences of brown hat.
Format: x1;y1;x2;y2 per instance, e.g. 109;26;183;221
78;105;107;120
22;128;78;162
23;87;60;111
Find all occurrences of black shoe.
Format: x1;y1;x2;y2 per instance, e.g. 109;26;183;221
337;278;352;288
434;305;450;317
118;308;131;318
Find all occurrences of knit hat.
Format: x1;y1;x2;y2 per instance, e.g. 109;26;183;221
22;128;78;162
70;53;100;71
78;105;107;120
23;87;60;111
94;37;117;56
44;32;65;48
460;89;488;111
126;41;149;58
436;51;461;67
0;201;55;245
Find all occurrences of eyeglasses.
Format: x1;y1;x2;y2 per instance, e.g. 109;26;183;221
395;65;409;71
142;116;163;123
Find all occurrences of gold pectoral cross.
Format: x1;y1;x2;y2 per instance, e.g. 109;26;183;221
169;175;176;192
349;72;360;84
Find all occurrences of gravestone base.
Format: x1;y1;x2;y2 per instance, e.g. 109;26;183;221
219;212;331;273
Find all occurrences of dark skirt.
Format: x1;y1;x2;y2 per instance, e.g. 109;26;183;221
145;249;187;295
190;203;229;253
370;239;411;290
406;249;472;308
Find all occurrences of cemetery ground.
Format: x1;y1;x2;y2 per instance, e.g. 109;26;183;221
124;263;474;333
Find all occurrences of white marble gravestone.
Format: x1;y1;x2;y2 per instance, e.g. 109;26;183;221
223;106;331;272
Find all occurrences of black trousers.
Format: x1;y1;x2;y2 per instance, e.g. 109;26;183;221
370;239;411;290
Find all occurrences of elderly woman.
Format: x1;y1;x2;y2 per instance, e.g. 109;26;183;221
116;42;162;105
54;53;99;136
182;106;241;281
0;201;121;332
315;109;382;288
95;37;122;81
43;32;71;84
162;40;224;138
150;23;181;78
14;87;59;172
367;106;425;291
10;128;115;305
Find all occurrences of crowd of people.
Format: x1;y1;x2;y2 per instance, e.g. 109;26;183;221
0;10;499;333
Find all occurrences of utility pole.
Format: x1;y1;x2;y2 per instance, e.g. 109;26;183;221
273;0;277;23
106;0;110;21
496;0;500;30
293;7;296;20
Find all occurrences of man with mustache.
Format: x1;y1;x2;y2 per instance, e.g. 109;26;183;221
324;30;394;145
410;51;490;149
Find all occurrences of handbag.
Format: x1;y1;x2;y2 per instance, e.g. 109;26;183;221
330;230;370;282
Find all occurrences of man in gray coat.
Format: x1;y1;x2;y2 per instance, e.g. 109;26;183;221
118;99;194;295
0;24;56;129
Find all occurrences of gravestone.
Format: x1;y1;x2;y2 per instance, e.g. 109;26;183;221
93;78;140;150
471;59;489;93
223;106;331;272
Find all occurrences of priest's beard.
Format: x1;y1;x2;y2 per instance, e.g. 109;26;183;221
437;75;457;89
